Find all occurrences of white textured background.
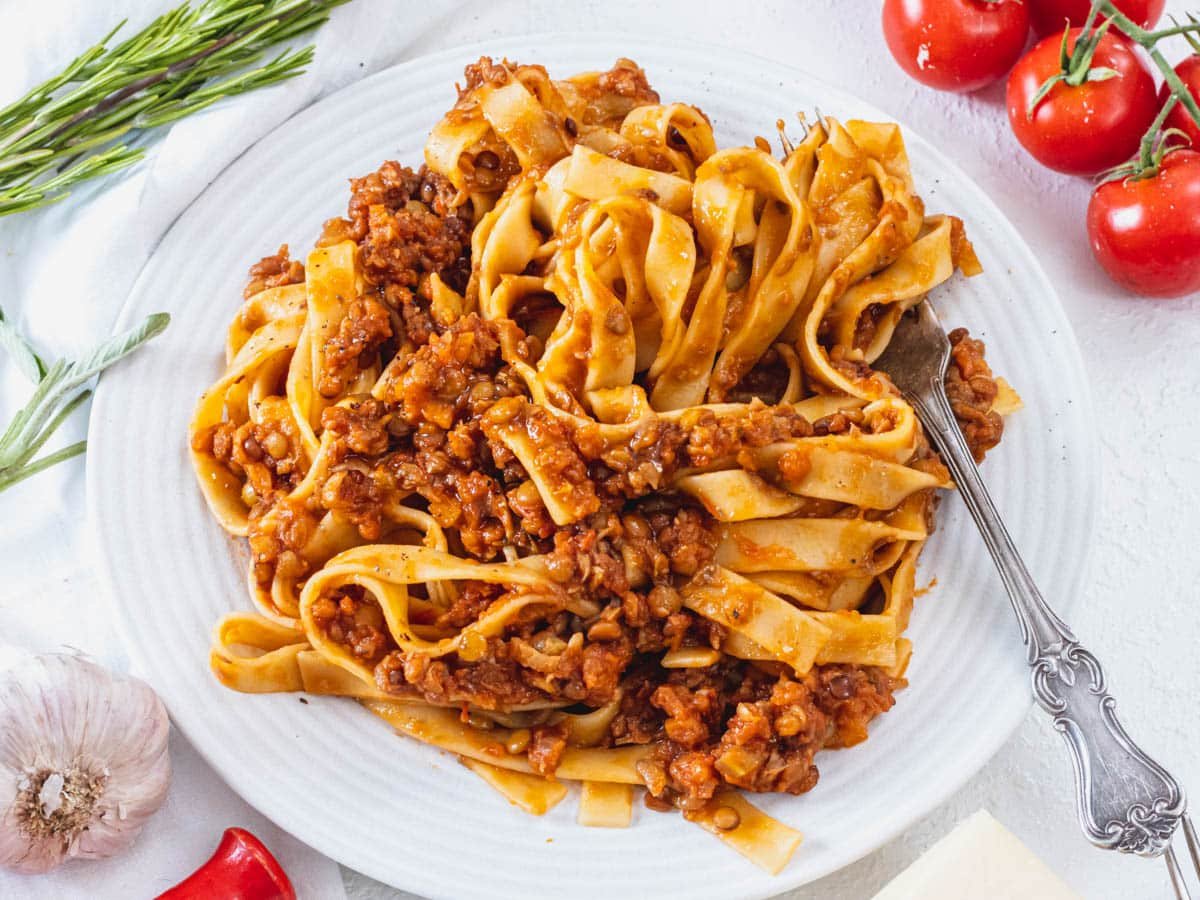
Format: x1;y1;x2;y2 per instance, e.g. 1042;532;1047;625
2;1;1198;898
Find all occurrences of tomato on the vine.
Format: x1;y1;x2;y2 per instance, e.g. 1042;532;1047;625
881;0;1031;93
1161;56;1200;149
1087;150;1200;297
1029;0;1165;37
1007;29;1158;175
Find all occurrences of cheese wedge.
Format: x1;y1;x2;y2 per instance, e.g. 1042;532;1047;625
872;810;1080;899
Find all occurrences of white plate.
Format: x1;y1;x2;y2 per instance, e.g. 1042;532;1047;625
88;35;1098;900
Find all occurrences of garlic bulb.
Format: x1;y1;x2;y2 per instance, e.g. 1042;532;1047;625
0;653;171;873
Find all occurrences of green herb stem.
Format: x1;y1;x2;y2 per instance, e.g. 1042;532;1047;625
0;441;88;493
0;312;169;493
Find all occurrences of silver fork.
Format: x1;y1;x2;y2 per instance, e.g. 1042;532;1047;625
874;299;1200;898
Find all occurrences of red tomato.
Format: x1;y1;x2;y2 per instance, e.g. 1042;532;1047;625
1087;150;1200;297
1161;56;1200;149
1029;0;1165;36
1007;29;1158;175
882;0;1031;93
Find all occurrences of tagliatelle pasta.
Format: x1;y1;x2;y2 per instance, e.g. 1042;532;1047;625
189;56;1018;874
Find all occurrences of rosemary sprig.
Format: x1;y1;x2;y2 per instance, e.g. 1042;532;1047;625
0;311;169;492
0;0;349;216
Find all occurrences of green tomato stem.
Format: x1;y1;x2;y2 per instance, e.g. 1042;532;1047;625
1088;0;1200;174
1148;45;1200;132
1140;95;1179;169
1147;23;1200;40
1094;3;1146;37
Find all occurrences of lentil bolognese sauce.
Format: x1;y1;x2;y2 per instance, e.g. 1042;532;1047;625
191;57;1019;871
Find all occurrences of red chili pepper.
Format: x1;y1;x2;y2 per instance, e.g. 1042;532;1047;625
156;828;296;900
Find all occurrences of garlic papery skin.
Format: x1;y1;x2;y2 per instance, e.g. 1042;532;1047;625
0;653;171;873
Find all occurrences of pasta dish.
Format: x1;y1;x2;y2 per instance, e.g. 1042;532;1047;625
190;57;1019;873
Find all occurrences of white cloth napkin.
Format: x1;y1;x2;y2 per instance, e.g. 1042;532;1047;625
0;0;458;895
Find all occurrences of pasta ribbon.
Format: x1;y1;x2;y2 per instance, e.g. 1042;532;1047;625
686;792;803;875
300;545;566;685
462;758;569;816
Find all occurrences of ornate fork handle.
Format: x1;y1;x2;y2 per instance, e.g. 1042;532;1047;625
907;376;1185;857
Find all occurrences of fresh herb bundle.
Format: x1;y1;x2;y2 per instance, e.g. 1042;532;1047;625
0;0;348;215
